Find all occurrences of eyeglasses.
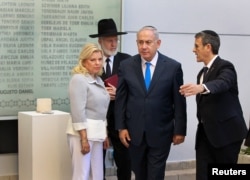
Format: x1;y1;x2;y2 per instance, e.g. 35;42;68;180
136;40;156;46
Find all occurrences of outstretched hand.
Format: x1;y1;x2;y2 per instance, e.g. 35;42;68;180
179;83;204;97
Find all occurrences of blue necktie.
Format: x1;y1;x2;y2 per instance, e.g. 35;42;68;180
145;62;151;90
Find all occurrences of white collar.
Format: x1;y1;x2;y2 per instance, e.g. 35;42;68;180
206;55;218;68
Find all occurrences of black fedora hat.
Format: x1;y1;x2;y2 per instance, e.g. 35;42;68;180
89;18;127;38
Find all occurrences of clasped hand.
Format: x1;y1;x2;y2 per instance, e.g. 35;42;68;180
106;83;116;100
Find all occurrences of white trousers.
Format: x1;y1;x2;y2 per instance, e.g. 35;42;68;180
67;134;103;180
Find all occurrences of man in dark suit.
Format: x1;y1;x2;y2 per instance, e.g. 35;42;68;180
179;30;248;180
115;26;187;180
89;18;131;180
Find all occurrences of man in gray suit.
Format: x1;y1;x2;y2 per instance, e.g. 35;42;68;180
115;26;187;180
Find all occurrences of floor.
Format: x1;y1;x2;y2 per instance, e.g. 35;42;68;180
105;160;196;180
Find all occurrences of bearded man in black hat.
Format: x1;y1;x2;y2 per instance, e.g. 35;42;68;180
90;18;131;180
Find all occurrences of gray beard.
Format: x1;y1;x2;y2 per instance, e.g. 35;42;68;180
102;48;118;57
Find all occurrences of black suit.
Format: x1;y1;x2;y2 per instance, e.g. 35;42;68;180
115;52;187;179
101;52;131;180
245;128;250;146
195;56;248;180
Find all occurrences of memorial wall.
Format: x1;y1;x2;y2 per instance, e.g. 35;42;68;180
0;0;122;116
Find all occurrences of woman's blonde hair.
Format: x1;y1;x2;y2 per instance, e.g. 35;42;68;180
72;43;103;75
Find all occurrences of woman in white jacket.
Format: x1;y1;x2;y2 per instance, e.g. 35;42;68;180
67;43;110;180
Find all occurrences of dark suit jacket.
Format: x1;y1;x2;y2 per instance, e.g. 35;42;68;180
115;52;187;147
245;129;250;147
101;52;131;131
196;56;248;148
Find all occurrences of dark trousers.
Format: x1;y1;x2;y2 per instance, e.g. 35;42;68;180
244;128;250;146
196;124;243;180
104;129;131;180
129;134;171;180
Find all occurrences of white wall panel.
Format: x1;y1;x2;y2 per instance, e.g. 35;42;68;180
124;0;250;35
